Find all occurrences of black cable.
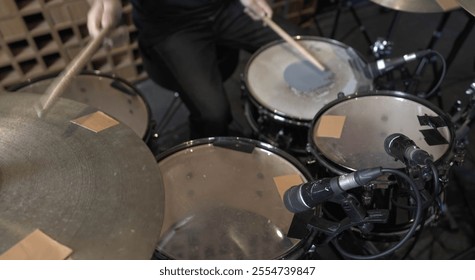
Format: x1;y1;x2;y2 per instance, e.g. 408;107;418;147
332;168;423;259
428;160;443;211
421;50;446;99
401;215;426;260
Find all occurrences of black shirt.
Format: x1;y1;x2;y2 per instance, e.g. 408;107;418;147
131;0;234;36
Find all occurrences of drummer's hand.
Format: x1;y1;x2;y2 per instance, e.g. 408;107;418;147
241;0;273;20
87;0;122;37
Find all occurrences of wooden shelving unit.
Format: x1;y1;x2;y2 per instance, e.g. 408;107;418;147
0;0;145;91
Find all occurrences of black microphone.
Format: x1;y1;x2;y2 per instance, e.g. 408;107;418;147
366;50;432;78
283;168;383;213
384;133;433;166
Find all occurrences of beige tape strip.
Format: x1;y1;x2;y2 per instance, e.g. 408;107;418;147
0;229;73;260
273;174;304;200
436;0;459;10
316;115;346;139
71;111;119;133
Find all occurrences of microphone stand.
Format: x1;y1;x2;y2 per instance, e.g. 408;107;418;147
304;167;425;259
307;192;389;246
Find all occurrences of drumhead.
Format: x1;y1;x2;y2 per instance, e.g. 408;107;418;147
156;137;314;259
244;36;373;121
309;91;454;172
12;71;150;139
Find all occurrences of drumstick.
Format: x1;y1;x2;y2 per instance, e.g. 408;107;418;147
35;27;112;118
261;16;325;71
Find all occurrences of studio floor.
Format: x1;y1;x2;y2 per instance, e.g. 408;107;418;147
134;1;475;259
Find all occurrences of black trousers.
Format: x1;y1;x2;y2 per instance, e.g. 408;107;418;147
137;0;302;138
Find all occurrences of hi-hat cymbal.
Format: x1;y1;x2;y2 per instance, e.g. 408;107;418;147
0;93;164;259
370;0;460;13
458;0;475;16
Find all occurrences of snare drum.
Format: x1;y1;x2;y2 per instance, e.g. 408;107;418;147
243;36;373;153
10;71;153;142
155;137;319;260
309;90;454;175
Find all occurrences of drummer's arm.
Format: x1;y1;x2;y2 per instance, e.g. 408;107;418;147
87;0;122;38
240;0;273;20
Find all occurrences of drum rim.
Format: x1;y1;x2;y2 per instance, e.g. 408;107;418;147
7;70;154;141
307;90;456;174
156;136;313;179
242;35;372;123
155;136;320;260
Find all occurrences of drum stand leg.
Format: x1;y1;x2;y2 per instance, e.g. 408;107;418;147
155;92;184;134
146;92;185;154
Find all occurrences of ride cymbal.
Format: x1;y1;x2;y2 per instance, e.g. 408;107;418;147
0;93;164;259
370;0;460;13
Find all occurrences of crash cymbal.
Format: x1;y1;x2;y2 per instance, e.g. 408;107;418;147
370;0;459;13
0;93;164;259
458;0;475;16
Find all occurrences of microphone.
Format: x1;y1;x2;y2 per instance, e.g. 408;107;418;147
366;50;432;78
283;168;383;213
384;133;433;166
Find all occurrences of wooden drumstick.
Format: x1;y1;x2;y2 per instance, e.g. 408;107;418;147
261;16;326;71
35;27;112;118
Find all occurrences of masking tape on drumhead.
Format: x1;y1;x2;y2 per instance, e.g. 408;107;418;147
420;129;449;146
273;174;304;201
316;115;346;139
417;115;447;128
71;111;119;133
436;0;459;10
0;229;73;260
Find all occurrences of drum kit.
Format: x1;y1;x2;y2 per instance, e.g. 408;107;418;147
0;0;474;260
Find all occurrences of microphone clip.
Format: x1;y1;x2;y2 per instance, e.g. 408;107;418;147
307;193;389;244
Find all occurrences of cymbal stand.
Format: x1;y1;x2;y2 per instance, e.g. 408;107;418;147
405;12;451;99
370;11;399;59
454;81;475;142
310;1;401;60
310;0;373;46
407;10;474;105
446;12;475;70
369;10;401;90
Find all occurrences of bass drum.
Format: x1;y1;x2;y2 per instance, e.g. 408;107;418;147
154;137;320;260
10;71;154;142
243;36;373;154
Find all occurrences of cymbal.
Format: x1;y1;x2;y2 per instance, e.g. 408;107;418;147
458;0;475;16
370;0;459;13
0;93;164;259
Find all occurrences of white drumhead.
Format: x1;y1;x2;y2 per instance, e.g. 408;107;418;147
15;74;150;139
157;139;308;259
245;37;373;121
312;93;453;170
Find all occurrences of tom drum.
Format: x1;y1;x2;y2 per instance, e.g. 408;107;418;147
243;36;373;153
154;137;320;259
